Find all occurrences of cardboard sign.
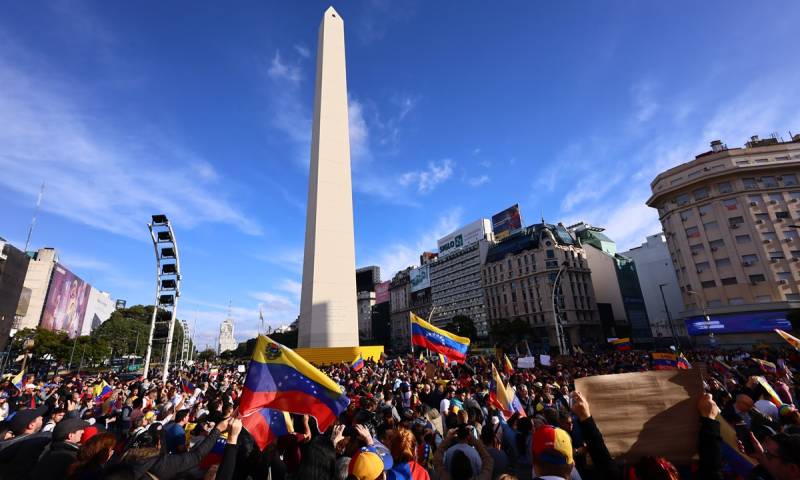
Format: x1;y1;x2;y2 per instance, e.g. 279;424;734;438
425;363;437;380
518;357;536;369
574;370;702;465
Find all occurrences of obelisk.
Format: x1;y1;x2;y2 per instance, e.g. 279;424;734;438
298;7;359;348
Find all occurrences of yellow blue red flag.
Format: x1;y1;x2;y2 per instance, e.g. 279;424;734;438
410;312;470;363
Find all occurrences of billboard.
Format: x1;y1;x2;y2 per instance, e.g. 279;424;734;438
491;204;523;241
41;263;92;337
437;219;491;256
684;311;792;336
115;299;127;309
410;265;430;292
81;288;115;336
375;281;390;304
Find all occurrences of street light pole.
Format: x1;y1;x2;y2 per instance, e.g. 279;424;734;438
551;261;569;355
687;289;713;345
658;283;680;348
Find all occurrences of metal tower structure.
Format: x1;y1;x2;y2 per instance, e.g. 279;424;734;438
143;214;181;382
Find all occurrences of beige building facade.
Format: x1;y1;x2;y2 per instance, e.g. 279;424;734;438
482;223;602;349
647;134;800;343
17;247;58;330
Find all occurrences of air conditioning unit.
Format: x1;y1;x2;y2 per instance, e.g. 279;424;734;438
750;202;758;206
742;261;753;267
770;200;778;205
711;247;718;252
731;224;740;229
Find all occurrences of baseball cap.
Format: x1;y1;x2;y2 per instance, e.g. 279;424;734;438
53;418;89;441
348;446;392;480
9;406;47;435
532;425;574;465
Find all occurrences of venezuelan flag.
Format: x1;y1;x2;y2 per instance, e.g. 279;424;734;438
239;335;349;434
719;416;756;476
652;352;677;370
756;376;783;408
677;353;692;370
181;379;196;394
94;381;113;402
752;358;777;373
410;312;470;363
438;353;448;365
488;364;525;419
611;337;632;351
351;354;364;372
503;354;514;376
11;370;24;390
776;329;800;351
199;437;228;469
241;407;294;450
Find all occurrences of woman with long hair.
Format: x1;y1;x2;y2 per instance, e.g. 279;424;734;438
386;427;430;480
68;433;116;480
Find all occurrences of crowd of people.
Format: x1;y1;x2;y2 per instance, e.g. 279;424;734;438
1;343;799;480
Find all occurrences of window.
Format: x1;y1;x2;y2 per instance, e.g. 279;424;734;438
776;211;791;220
717;181;733;193
695;261;710;272
756;295;771;303
769;193;784;203
721;277;737;285
736;234;751;244
701;280;717;288
755;213;770;223
762;176;778;188
743;178;758;189
729;297;745;305
777;272;792;281
748;194;762;204
755;158;769;164
749;274;767;283
709;239;725;249
698;204;713;216
708;300;722;307
676;194;690;206
704;221;719;230
736;160;750;166
787;294;800;301
770;251;785;260
792;250;800;259
790;191;800;200
784;174;799;186
728;216;744;227
763;231;777;241
670;178;683;186
785;230;800;240
715;258;731;268
694;187;710;200
690;244;705;254
679;210;693;221
742;254;758;264
686;227;700;239
721;199;738;211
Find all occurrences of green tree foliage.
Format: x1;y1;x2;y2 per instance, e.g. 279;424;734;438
448;315;477;339
489;318;531;348
197;348;216;362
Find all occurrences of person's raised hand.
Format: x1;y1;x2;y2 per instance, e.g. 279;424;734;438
215;415;232;433
571;391;591;421
355;424;373;445
697;393;720;419
331;424;345;447
227;418;243;444
747;431;765;460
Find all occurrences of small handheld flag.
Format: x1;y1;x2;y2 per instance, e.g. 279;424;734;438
752;358;777;374
351;354;364;372
652;352;677;370
756;376;783;408
488;364;525;419
611;338;632;351
94;381;113;402
241;407;294;451
11;371;24;391
776;329;800;351
438;353;448;365
677;353;691;370
503;354;514;376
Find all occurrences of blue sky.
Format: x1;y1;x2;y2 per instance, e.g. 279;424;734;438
1;1;799;347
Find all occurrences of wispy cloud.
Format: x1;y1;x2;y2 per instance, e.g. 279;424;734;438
267;50;302;84
467;175;490;187
277;278;302;297
293;44;310;59
0;46;261;240
181;298;294;345
254;247;304;273
631;80;659;125
399;159;454;194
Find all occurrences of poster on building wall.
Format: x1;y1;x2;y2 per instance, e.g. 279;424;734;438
410;265;430;292
375;281;390;304
41;263;92;337
491;204;523;241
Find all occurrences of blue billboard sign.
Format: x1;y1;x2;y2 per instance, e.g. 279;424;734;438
684;311;792;336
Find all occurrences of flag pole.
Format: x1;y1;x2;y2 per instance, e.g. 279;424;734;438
426;306;437;360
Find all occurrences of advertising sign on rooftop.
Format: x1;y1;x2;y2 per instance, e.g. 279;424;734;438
410;265;430;293
375;281;390;304
684;311;792;335
437;219;491;256
491;204;523;241
41;263;92;337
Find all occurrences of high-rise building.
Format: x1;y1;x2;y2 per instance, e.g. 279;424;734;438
430;219;494;338
647;134;800;345
355;266;381;341
80;288;116;336
569;223;651;342
298;7;359;348
0;239;30;349
620;234;687;341
482;223;601;350
389;267;432;352
17;247;58;330
218;317;237;353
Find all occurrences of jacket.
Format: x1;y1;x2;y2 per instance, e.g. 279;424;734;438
124;428;221;480
0;431;53;480
31;440;81;480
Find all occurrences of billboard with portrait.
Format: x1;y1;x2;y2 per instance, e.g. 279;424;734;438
684;311;792;335
491;204;523;241
410;265;430;293
41;263;92;337
375;281;390;304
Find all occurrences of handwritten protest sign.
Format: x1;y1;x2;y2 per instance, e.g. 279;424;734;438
517;357;536;369
574;370;702;464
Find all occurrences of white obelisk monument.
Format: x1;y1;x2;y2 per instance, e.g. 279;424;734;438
298;7;359;348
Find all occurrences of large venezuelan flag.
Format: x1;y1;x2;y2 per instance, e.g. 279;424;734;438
410;312;470;363
241;407;294;450
611;337;632;351
776;329;800;351
488;364;525;419
239;335;349;436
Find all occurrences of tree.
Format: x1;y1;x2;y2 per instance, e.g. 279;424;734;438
448;315;477;339
197;348;216;363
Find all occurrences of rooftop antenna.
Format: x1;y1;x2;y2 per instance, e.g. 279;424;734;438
24;182;46;251
540;208;545;224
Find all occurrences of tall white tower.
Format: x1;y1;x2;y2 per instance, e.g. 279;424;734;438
218;317;237;353
298;7;359;348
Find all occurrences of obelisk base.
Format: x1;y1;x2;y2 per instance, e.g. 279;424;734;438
294;345;384;366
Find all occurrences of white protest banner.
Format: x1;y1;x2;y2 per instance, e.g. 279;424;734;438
518;357;536;369
574;370;702;464
539;354;551;366
237;365;246;373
